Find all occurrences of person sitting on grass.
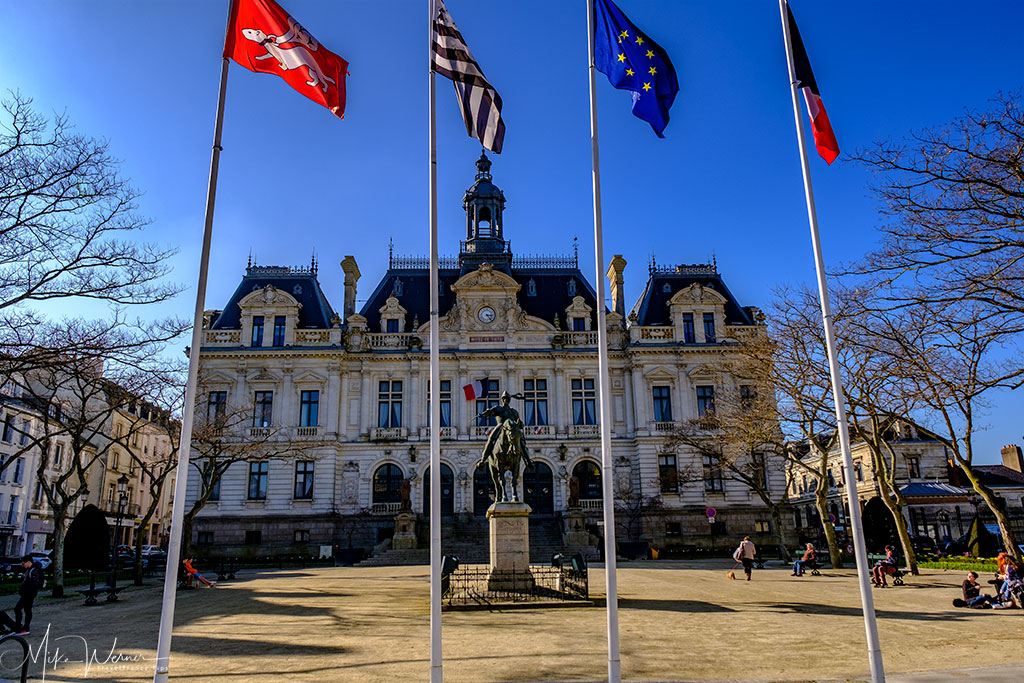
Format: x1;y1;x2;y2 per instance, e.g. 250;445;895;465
792;543;816;576
183;558;215;588
993;553;1021;608
871;545;899;587
953;571;997;608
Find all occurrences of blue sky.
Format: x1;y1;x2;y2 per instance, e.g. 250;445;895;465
0;1;1019;462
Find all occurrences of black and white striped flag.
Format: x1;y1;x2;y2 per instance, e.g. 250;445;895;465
431;0;505;153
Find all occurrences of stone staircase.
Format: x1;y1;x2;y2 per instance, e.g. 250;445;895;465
357;513;599;567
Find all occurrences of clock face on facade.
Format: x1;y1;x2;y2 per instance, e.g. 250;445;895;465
477;306;496;324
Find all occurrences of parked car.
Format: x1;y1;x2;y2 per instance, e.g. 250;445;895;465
909;535;938;555
28;550;52;570
141;545;167;559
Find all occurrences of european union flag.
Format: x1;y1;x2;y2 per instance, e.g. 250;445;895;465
593;0;679;137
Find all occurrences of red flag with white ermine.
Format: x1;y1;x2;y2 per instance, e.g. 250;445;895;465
224;0;349;118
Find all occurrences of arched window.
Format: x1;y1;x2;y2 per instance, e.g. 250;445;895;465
372;464;404;504
572;460;602;501
424;464;455;517
524;462;554;514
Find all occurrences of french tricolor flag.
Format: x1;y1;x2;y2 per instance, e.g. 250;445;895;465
787;4;839;165
462;378;489;401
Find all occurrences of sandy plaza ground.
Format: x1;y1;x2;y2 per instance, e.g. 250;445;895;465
0;560;1020;683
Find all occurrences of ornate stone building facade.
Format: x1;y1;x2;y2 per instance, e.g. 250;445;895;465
187;154;785;558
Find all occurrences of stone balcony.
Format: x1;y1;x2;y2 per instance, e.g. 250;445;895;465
567;424;600;438
371;427;408;442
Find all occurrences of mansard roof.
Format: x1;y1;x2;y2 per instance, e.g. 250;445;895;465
629;261;754;326
210;264;337;330
358;255;601;332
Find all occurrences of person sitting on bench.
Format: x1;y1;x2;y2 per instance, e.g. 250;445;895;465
871;545;899;587
183;558;215;588
792;543;816;576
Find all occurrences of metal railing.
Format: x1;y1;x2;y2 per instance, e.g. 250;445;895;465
442;564;588;606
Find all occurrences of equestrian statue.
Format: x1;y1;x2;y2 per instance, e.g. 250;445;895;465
476;391;534;503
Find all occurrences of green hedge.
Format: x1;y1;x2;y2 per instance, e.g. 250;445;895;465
918;557;1000;573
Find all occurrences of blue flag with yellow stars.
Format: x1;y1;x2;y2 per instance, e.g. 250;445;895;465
593;0;679;137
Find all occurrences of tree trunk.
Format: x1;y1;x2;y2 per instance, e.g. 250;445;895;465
134;506;158;585
50;505;68;598
960;462;1022;563
874;474;919;575
770;504;792;562
815;482;843;568
181;514;195;560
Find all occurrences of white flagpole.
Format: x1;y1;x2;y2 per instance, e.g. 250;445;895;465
777;2;884;682
153;4;234;681
585;1;622;681
428;1;443;681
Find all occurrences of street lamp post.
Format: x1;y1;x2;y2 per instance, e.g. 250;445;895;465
110;473;129;589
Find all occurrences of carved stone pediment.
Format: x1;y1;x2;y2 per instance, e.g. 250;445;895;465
239;285;302;311
643;365;677;382
450;263;521;295
668;283;728;307
249;369;280;383
293;370;328;384
687;364;718;381
200;370;236;385
441;264;533;333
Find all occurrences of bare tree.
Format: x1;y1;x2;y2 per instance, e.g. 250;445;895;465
849;92;1024;321
849;297;1024;562
182;386;300;557
7;324;178;597
666;379;795;562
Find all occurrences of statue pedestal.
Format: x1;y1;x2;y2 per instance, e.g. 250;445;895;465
486;501;534;591
392;510;418;550
564;506;588;547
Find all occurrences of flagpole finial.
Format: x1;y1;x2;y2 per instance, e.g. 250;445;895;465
475;150;492;180
247;249;252;270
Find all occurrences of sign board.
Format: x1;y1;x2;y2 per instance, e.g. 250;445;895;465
705;507;717;518
319;545;333;559
828;514;837;523
708;517;716;524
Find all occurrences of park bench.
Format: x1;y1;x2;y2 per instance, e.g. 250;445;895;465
78;573;127;605
867;553;906;586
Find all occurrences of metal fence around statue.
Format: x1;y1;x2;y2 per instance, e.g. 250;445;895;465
442;564;589;607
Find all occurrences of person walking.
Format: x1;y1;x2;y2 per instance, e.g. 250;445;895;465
14;555;43;635
736;536;757;582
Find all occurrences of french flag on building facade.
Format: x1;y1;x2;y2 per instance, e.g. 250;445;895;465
787;4;839;164
462;378;489;401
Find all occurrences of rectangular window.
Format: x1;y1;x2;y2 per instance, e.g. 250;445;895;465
7;496;18;525
294;461;314;499
272;316;286;347
53;443;63;468
202;468;221;501
386;318;399;333
571;378;597;426
827;469;836;488
208;391;227;421
299;390;319;427
856;462;864;482
294;529;310;543
197;531;214;545
755;519;771;533
18;420;29;446
750;452;767;490
248;461;269;500
658;454;678;493
739;385;755;412
12;458;23;485
696;386;715;416
244;530;262;545
475;379;501;425
33;482;44;506
652;386;673;422
665;522;682;537
1;417;12;443
682;313;695;343
0;459;7;483
426;380;452;428
906;456;920;479
572;317;586;331
522;378;548;427
378;380;403;428
703;313;716;343
703;454;724;492
253;391;273;427
251;316;264;347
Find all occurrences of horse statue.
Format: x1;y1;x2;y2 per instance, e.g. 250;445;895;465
477;391;534;503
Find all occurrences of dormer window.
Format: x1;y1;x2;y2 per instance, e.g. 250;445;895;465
527;279;537;296
293;284;302;295
567;279;577;296
572;317;587;331
662;282;672;293
386;319;400;333
682;313;695;343
273;316;286;346
251;316;264;346
703;313;716;343
394;279;404;296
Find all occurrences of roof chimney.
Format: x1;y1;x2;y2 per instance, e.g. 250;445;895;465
1001;444;1023;473
340;256;361;321
606;254;627;316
